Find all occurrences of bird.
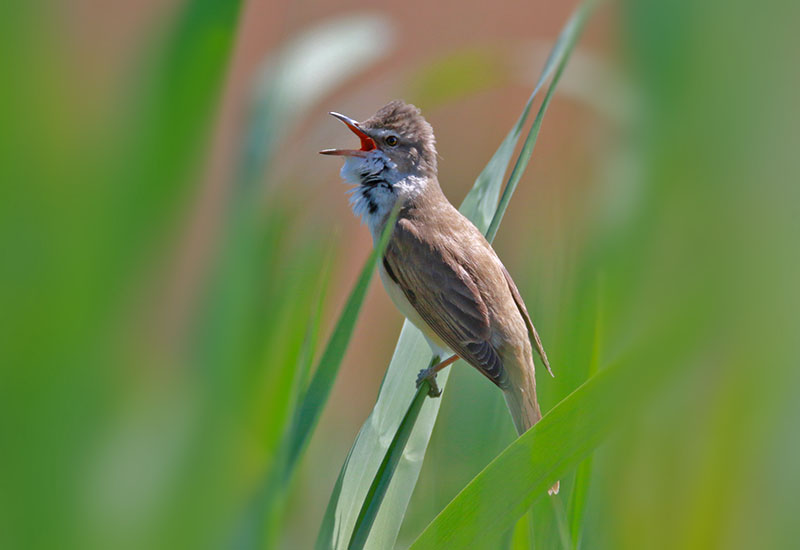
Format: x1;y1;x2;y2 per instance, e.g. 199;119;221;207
321;100;558;494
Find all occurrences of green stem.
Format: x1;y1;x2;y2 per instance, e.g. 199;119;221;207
485;0;595;244
348;356;438;550
550;493;572;550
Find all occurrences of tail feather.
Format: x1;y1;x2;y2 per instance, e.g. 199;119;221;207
502;383;542;435
502;361;559;495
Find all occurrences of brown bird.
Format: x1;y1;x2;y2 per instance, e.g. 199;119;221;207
321;100;558;494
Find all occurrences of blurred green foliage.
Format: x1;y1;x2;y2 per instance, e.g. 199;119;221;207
1;1;244;548
1;0;799;549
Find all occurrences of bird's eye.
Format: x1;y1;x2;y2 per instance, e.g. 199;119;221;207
385;135;398;147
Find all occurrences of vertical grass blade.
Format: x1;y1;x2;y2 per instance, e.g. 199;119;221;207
550;495;572;550
315;322;438;550
236;210;398;549
288;206;400;471
459;0;580;234
347;370;436;550
567;275;604;548
111;0;244;273
509;511;535;550
486;0;596;243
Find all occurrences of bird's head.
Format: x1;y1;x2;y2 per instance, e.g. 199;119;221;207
321;100;437;176
321;100;438;237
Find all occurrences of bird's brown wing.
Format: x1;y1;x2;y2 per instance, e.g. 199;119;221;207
383;218;508;387
500;265;553;376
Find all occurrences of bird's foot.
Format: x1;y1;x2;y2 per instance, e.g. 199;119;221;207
416;367;442;398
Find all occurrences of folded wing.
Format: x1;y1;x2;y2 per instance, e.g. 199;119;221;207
383;218;508;388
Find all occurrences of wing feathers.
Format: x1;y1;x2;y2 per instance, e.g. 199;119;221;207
500;265;553;377
384;218;508;388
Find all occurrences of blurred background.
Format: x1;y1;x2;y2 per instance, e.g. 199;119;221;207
1;0;799;549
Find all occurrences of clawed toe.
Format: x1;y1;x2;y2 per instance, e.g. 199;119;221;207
416;368;441;398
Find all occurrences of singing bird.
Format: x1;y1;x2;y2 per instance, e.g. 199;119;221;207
321;100;557;494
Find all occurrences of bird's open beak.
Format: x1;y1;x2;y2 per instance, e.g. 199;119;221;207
319;112;377;157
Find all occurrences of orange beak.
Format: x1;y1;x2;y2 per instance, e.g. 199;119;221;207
319;112;377;157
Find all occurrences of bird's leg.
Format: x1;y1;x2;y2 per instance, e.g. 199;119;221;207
416;354;459;398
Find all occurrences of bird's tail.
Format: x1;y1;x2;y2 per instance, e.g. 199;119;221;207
502;358;560;495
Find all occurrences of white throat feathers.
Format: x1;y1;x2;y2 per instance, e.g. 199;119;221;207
340;152;428;242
